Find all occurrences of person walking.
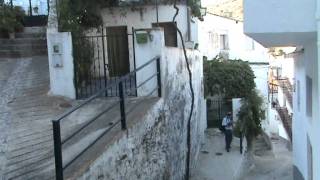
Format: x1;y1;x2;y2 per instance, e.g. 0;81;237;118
222;112;233;152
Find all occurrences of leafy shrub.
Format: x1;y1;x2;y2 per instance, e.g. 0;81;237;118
0;4;25;34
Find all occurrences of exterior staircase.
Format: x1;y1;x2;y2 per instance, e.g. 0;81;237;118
270;77;293;141
0;31;47;58
278;78;293;108
275;103;292;141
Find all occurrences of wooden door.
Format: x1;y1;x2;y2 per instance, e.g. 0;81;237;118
106;26;130;77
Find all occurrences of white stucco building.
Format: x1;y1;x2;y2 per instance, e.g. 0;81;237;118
198;14;269;97
198;13;274;133
47;1;202;99
99;2;199;75
244;0;320;179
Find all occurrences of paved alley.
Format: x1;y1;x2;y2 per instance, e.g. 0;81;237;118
0;56;71;180
239;137;293;180
191;128;244;180
192;128;293;180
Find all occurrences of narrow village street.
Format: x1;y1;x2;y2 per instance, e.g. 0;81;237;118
192;128;293;180
239;137;293;180
1;0;319;179
191;128;244;180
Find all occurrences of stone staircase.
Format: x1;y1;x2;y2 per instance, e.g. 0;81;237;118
254;135;272;156
0;31;47;58
275;105;292;141
278;78;293;108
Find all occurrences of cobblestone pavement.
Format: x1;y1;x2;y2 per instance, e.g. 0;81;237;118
0;57;71;180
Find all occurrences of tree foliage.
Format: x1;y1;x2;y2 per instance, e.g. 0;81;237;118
0;4;24;34
204;56;256;98
236;90;265;149
204;56;265;151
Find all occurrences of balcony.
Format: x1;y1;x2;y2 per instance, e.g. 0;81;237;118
244;0;317;47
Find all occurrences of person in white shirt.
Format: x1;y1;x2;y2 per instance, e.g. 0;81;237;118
222;112;233;152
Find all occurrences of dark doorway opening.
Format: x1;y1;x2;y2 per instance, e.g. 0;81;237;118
106;26;130;77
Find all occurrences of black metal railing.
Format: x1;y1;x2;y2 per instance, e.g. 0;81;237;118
240;131;244;154
52;56;161;180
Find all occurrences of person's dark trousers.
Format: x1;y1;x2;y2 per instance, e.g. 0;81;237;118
225;130;233;152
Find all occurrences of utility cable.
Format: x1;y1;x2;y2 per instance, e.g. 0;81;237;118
172;1;195;180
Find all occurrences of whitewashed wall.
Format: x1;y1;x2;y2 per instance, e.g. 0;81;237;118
73;29;206;180
134;28;163;96
292;41;319;180
232;98;241;122
199;14;269;62
101;5;198;73
244;0;316;47
47;32;76;99
250;64;269;99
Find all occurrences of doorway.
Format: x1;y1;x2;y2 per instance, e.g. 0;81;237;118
307;136;313;180
106;26;130;77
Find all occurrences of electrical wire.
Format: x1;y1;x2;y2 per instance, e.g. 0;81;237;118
172;1;194;180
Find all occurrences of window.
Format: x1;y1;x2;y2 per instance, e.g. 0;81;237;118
220;34;229;50
208;32;219;50
245;36;255;50
306;76;312;117
152;22;177;47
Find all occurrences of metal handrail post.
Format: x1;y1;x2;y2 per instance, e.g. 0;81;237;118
156;57;162;97
28;0;32;16
52;120;64;180
119;82;127;130
240;131;243;154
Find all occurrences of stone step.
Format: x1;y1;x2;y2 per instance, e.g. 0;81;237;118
0;49;48;58
15;33;46;39
23;27;47;34
0;38;46;45
0;44;47;51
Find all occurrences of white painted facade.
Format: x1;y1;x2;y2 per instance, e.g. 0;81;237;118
244;0;316;47
199;14;273;135
101;4;198;73
245;0;320;179
46;0;76;99
46;3;198;99
46;32;76;99
198;14;268;62
198;14;269;97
